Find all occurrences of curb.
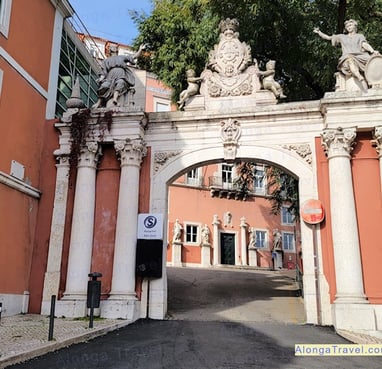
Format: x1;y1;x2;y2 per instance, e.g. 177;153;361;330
336;329;382;345
0;320;132;368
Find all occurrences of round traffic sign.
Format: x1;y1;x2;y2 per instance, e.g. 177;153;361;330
300;199;325;224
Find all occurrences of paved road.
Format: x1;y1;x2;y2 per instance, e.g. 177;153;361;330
167;267;305;323
8;267;382;369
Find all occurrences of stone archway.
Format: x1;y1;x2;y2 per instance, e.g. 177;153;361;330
147;144;330;325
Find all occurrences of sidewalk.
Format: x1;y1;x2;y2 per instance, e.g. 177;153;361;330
0;314;131;368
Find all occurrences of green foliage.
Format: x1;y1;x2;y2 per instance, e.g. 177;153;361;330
265;167;299;219
130;0;382;102
235;162;299;219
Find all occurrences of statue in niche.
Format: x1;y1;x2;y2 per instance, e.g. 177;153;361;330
201;18;257;97
92;44;146;108
224;212;232;226
257;60;286;99
248;227;257;249
201;224;210;245
313;19;379;90
172;219;183;243
178;69;203;110
272;229;282;250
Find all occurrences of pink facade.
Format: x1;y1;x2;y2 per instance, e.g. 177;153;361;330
167;164;301;269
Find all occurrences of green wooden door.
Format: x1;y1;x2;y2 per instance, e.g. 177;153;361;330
220;233;235;265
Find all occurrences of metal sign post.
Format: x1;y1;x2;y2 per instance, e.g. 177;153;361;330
300;199;325;326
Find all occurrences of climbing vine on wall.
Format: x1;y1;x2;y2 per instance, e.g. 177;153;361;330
68;108;113;179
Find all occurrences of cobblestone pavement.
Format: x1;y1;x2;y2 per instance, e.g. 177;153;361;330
1;267;382;368
0;314;130;368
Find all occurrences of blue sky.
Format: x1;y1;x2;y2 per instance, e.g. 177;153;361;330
69;0;153;45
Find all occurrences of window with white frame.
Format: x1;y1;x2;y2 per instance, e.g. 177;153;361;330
185;168;201;186
184;223;200;244
154;97;171;112
253;164;266;195
281;206;294;225
0;0;11;38
255;230;268;249
222;164;233;189
282;232;295;251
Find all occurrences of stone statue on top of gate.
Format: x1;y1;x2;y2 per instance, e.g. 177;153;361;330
180;18;282;111
313;19;382;92
203;18;255;97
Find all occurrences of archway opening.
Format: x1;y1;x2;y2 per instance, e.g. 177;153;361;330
165;158;304;323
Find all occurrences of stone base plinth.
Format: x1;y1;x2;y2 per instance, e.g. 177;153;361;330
185;90;276;113
55;298;87;318
101;297;140;321
333;303;376;331
248;248;258;267
172;241;183;267
201;243;211;267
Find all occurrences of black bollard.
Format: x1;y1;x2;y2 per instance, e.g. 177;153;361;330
48;295;56;341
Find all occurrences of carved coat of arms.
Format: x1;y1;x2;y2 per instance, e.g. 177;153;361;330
201;18;258;97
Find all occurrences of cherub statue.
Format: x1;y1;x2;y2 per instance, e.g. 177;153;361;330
178;69;203;110
257;60;286;99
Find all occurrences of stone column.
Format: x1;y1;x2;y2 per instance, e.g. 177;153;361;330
321;127;367;304
212;215;220;265
240;217;248;265
41;153;70;314
111;138;146;297
60;142;101;316
373;126;382;194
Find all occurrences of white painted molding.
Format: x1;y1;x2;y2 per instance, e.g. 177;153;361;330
0;170;41;198
0;0;12;38
0;46;48;99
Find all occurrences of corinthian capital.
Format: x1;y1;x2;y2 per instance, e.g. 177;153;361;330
114;138;147;167
372;126;382;157
78;142;101;168
321;127;357;159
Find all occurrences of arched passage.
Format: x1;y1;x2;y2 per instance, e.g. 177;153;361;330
148;144;329;325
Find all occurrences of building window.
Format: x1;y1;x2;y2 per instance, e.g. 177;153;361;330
222;164;233;189
154;97;171;112
282;232;295;251
185;168;201;186
185;223;199;244
255;230;268;249
55;26;99;118
253;165;266;195
281;206;294;225
0;0;12;38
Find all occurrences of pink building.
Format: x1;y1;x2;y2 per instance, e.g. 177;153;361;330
167;163;301;269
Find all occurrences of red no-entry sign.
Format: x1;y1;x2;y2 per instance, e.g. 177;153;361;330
300;199;325;224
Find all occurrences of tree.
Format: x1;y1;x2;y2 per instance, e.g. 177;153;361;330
130;0;382;102
234;162;299;220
